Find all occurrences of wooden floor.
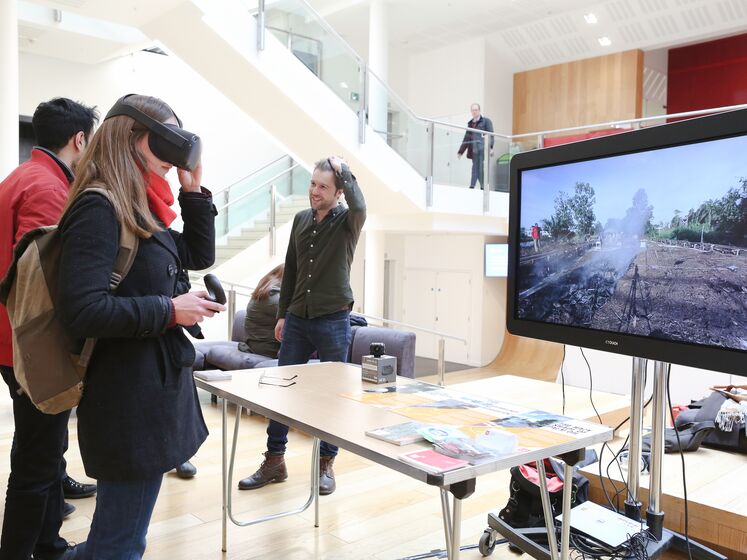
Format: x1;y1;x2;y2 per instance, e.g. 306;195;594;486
0;378;688;559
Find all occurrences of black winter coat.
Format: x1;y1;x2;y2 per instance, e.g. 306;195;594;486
458;115;495;159
58;189;216;481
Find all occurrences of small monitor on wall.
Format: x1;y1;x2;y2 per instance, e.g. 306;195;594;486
485;243;508;277
507;108;747;376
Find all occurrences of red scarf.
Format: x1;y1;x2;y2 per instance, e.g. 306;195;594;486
144;170;176;227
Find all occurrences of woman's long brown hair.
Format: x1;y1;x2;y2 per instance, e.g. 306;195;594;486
63;95;176;238
252;263;284;301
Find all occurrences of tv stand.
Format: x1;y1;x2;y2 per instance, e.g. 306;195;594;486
483;357;727;559
623;358;725;560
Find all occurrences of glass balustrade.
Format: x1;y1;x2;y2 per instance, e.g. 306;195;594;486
367;71;430;178
245;0;730;211
213;156;310;239
261;0;364;116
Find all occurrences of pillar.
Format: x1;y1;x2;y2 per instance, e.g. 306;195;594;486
0;0;19;177
367;0;388;141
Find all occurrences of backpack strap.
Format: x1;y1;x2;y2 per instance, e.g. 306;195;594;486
77;188;140;369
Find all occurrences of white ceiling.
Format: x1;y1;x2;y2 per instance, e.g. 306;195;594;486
17;0;747;69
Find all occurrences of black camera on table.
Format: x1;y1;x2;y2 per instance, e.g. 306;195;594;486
361;342;397;384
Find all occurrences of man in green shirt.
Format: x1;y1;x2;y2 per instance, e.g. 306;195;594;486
239;156;366;495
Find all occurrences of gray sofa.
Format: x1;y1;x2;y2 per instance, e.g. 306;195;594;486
193;310;417;378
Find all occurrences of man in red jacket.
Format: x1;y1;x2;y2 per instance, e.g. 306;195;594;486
0;98;98;560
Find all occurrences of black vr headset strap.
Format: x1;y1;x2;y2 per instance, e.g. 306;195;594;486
105;97;187;148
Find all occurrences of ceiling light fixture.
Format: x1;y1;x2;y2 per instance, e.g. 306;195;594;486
340;81;349;89
598;36;612;47
584;13;598;24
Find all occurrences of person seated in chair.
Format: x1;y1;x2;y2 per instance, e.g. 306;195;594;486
238;263;284;360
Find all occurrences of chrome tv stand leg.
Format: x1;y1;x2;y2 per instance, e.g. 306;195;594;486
630;359;725;560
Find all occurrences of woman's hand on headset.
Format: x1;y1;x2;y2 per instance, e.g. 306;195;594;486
177;160;203;193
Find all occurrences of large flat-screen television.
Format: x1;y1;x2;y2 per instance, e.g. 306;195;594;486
507;109;747;376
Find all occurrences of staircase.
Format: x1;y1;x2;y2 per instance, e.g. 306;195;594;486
141;0;506;253
211;194;307;270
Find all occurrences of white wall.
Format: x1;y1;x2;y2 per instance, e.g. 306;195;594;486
383;232;504;367
484;44;517;136
407;37;487;122
561;346;733;407
19;50;284;192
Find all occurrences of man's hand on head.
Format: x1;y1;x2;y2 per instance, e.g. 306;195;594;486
327;155;347;175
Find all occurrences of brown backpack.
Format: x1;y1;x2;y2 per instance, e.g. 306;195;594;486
0;189;138;414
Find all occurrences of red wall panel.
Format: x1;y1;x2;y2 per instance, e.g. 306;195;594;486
668;33;747;114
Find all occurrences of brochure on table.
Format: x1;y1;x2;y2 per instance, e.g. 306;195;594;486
345;381;608;460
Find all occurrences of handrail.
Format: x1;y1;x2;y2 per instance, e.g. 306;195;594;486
427;117;509;140
259;2;747;150
509;103;747;140
189;274;463;342
190;273;462;385
361;313;467;344
215;164;300;213
253;1;363;65
212;155;290;198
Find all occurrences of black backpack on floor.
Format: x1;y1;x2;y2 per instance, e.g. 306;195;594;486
499;456;591;529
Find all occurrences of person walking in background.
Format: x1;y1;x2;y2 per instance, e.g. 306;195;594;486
240;156;366;496
0;97;98;560
56;94;223;558
531;223;541;252
457;103;494;189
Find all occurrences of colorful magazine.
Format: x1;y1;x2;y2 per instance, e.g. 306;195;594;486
398;449;469;474
365;421;427;446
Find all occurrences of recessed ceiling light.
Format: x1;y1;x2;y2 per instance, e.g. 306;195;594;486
340;81;349;89
598;36;612;47
584;13;598;24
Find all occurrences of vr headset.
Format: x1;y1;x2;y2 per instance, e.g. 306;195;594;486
104;94;201;171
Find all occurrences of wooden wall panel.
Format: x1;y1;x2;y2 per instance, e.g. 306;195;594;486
512;50;643;135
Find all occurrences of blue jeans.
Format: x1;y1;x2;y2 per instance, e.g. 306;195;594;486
470;152;484;189
267;310;352;457
78;476;162;560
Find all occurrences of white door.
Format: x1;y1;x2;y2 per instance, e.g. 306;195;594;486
402;269;437;358
435;271;471;364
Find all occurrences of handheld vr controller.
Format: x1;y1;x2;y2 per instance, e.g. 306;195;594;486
203;273;226;305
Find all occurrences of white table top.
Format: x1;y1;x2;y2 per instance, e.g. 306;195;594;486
195;362;613;487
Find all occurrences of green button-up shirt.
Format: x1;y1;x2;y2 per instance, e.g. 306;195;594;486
278;166;366;319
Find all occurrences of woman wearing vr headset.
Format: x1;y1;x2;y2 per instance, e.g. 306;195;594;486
56;94;224;559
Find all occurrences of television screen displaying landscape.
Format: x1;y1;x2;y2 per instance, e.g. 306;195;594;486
517;135;747;352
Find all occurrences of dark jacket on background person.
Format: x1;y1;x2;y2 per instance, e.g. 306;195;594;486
57;188;216;481
458;115;495;159
240;283;281;359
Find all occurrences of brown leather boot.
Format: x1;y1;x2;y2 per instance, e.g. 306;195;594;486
238;452;287;490
319;455;336;495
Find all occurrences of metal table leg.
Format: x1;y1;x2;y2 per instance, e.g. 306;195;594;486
217;398;321;553
450;497;462;560
439;488;453;553
560;462;573;560
536;460;559;560
221;397;227;552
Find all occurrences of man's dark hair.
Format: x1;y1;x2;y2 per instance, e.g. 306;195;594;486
314;158;343;191
314;158;334;174
32;97;99;152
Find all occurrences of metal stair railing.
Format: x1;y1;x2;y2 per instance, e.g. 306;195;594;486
189;275;464;386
